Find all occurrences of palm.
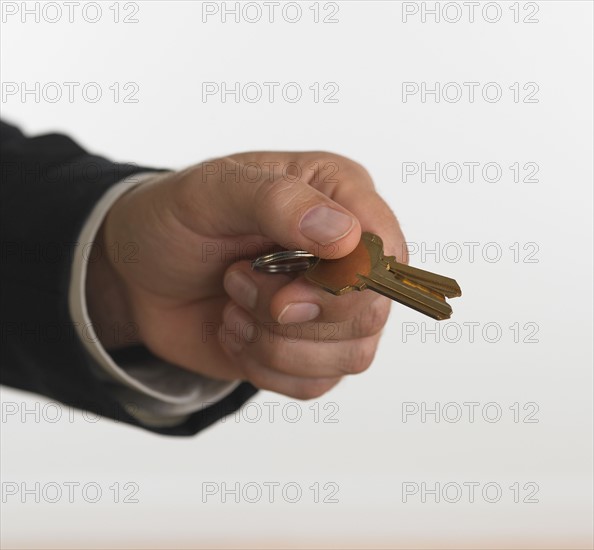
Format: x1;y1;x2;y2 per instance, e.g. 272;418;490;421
106;180;269;380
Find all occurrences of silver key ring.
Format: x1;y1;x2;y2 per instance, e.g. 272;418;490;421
251;250;318;273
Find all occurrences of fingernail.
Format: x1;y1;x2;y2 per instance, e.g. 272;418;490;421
224;271;258;310
299;206;356;245
277;303;321;324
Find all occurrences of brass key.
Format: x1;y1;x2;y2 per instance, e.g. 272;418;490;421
304;232;461;320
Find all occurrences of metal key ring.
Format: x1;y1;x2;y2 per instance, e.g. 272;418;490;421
251;250;318;273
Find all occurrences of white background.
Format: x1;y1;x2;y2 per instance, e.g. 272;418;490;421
1;1;592;548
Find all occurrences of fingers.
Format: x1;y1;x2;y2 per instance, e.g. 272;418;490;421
220;302;381;386
223;261;293;322
238;359;342;401
172;155;363;259
228;151;408;261
223;261;392;338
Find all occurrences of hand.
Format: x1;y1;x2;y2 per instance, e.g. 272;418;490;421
86;152;407;399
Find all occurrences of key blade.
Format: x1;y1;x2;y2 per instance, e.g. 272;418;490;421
359;271;453;320
386;260;462;299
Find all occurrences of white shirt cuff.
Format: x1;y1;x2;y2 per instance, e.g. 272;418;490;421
68;172;240;428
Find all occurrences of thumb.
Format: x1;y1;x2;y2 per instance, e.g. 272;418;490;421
173;158;362;259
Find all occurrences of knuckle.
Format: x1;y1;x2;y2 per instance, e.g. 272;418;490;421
347;159;372;181
253;179;300;236
330;154;372;184
305;151;374;188
254;177;317;228
351;298;391;338
254;177;293;209
316;151;363;170
339;339;377;375
305;150;342;164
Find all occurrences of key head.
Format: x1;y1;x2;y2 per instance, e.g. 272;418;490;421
304;232;384;295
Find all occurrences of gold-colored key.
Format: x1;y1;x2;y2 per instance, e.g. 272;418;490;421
303;232;461;320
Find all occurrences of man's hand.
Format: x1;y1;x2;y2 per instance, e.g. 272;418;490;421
86;152;407;399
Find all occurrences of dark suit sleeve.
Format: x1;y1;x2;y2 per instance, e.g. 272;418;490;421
0;120;257;436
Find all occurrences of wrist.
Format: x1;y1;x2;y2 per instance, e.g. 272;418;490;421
85;222;140;351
